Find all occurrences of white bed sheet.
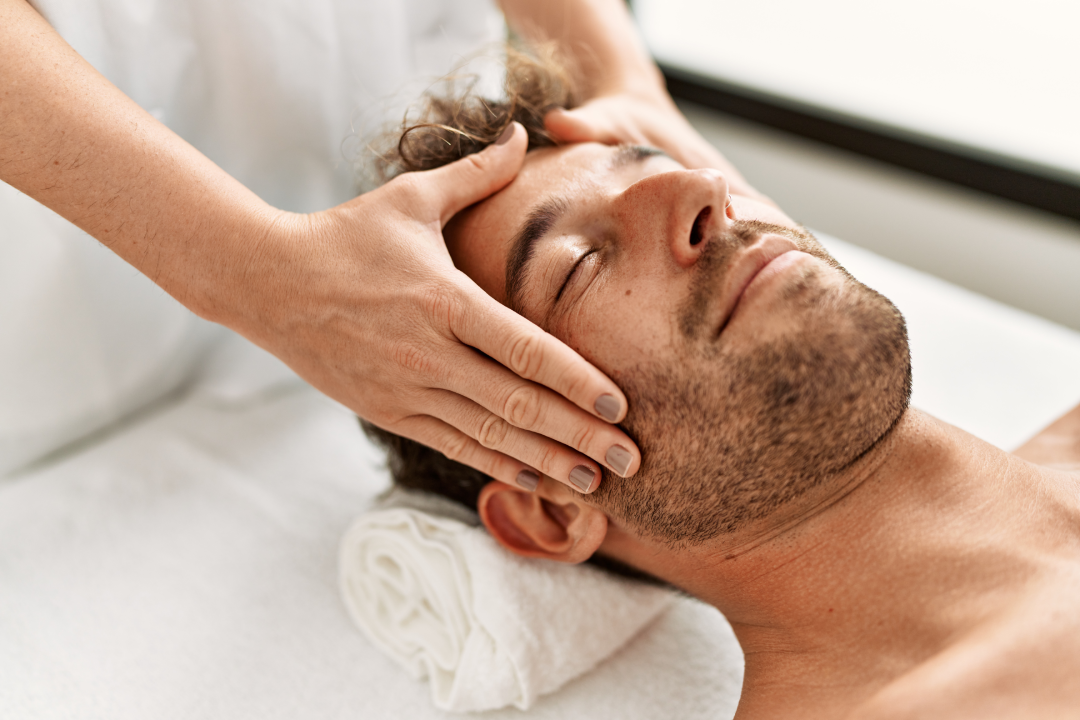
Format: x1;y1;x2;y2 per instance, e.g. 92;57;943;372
3;235;1079;719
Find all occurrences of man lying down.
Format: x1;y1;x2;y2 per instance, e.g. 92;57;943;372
361;48;1080;719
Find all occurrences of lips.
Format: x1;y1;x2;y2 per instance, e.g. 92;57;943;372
712;235;803;338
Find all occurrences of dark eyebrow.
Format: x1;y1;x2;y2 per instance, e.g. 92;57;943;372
503;145;667;314
610;144;668;170
504;196;568;314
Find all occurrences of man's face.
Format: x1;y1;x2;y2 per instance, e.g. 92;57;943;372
448;142;911;545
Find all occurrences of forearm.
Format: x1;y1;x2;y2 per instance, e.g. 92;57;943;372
498;0;664;99
0;0;283;324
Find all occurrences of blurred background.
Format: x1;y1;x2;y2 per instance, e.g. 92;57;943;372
631;0;1080;331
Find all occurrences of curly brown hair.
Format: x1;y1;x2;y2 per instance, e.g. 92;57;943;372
374;43;580;180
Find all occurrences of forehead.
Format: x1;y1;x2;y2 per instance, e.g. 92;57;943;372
446;142;634;302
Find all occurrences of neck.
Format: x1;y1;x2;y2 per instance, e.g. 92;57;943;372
606;409;1080;717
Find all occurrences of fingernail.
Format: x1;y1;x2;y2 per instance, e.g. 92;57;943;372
569;465;596;493
495;123;515;145
594;394;621;423
516;469;539;492
605;445;632;476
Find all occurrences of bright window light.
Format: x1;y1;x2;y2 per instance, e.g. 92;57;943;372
635;0;1080;181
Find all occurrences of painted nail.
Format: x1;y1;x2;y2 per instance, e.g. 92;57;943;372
569;465;596;493
516;469;539;492
495;123;515;145
594;394;621;423
605;445;632;476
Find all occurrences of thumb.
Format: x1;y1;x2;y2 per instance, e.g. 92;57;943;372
543;106;616;145
420;122;529;225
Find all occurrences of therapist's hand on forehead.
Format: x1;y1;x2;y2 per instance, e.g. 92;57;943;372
2;0;744;493
275;123;637;493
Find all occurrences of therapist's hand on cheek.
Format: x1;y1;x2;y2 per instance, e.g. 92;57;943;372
276;123;640;492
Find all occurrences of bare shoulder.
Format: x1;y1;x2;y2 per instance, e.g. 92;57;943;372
1013;401;1080;471
848;573;1080;720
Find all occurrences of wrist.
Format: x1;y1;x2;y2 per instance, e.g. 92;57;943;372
185;202;308;334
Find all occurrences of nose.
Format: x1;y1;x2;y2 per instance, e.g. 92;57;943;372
614;168;732;269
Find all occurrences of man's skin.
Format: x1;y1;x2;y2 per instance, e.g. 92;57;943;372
442;141;1080;719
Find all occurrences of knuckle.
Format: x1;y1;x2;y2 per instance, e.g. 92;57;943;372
420;285;458;328
560;371;592;406
570;423;599;454
391;342;434;377
460;152;490;176
439;432;473;464
507;332;545;379
534;444;562;478
476;414;511;450
502;385;542;428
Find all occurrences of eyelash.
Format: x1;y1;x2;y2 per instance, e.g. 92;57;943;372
556;249;598;302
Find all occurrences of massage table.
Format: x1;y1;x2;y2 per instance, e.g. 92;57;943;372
4;234;1080;719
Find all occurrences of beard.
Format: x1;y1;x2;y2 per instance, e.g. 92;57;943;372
588;221;912;546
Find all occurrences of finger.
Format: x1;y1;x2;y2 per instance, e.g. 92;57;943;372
426;345;640;479
543;106;616;145
392;414;547;493
454;287;631;423
429;390;603;492
417;121;528;224
448;288;641;467
425;384;632;493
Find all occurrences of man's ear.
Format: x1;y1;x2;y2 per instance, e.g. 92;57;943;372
477;479;607;564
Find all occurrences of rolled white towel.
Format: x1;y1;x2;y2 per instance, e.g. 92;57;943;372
338;499;674;713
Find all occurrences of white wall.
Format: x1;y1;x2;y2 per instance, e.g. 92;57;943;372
681;100;1080;332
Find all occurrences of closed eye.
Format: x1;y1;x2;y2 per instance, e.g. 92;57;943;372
555;249;597;302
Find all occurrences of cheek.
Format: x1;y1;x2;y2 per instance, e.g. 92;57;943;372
556;277;681;378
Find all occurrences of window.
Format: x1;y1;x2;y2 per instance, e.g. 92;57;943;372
634;0;1080;218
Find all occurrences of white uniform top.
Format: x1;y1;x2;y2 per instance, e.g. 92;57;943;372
0;0;503;475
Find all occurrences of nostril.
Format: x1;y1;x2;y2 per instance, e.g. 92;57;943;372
689;206;711;246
